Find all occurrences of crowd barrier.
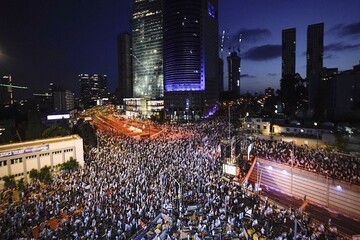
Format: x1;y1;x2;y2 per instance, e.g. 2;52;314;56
249;158;360;220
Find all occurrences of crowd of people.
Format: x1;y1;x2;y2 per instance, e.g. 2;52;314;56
251;138;360;184
0;112;351;239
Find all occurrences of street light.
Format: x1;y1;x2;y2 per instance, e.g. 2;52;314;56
314;122;319;148
168;173;183;217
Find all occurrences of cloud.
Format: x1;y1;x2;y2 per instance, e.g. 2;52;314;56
328;22;360;37
240;74;256;78
325;42;360;52
232;28;271;44
341;22;360;36
267;73;277;77
243;44;281;61
324;54;333;60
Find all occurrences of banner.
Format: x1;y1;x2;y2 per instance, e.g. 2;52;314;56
0;144;49;158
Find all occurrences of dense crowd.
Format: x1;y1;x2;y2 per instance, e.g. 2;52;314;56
251;138;360;184
0;113;350;239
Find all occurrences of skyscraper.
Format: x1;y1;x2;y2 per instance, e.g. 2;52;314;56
78;74;107;108
307;23;324;116
227;51;241;96
53;90;75;112
163;0;219;120
117;32;133;102
131;0;163;98
282;28;296;78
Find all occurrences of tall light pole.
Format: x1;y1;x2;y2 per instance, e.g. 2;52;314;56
314;122;319;148
168;173;182;217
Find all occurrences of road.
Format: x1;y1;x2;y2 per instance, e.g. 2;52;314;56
259;185;360;238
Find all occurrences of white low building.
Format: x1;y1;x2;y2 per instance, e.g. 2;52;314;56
0;135;83;189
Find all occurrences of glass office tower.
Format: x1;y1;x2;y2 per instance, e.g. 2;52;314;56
132;0;163;98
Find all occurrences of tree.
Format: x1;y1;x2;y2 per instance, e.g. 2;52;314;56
29;167;52;183
17;178;26;192
29;169;39;182
61;157;79;172
42;124;71;138
39;166;52;184
73;120;97;147
2;175;16;190
0;119;16;144
334;131;348;152
25;110;45;140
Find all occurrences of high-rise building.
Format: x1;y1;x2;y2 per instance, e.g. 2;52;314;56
227;51;241;96
117;32;133;103
163;0;219;120
322;64;360;121
282;28;296;78
78;74;107;108
307;23;324;116
218;57;224;93
131;0;163;98
53;90;75;112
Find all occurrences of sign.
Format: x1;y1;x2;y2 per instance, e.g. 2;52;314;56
0;144;49;158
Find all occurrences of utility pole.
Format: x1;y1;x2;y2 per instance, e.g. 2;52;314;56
168;173;182;217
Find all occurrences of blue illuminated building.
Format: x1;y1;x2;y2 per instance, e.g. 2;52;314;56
163;0;220;121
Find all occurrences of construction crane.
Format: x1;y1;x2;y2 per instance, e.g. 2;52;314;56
237;33;242;55
0;83;28;89
0;75;29;105
238;34;242;76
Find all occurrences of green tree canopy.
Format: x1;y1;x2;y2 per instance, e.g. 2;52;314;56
2;175;16;190
61;157;79;172
73;120;97;147
25;110;45;141
42;124;71;138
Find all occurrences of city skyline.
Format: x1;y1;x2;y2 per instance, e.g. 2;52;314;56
0;0;359;97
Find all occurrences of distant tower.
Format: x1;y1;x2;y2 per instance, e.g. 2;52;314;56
282;28;296;78
163;0;219;120
227;52;241;96
78;74;107;108
131;0;163;98
53;89;75;112
117;32;133;103
79;74;91;108
307;23;324;116
219;57;224;93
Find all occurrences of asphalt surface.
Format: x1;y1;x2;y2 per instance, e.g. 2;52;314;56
259;185;360;238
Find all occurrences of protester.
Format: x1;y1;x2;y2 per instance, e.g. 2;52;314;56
0;113;345;239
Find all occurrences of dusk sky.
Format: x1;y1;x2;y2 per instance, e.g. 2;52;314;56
1;0;359;97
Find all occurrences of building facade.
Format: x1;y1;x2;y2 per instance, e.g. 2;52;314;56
322;64;360;121
227;51;241;96
307;23;324;116
53;90;75;112
0;135;84;189
131;0;163;98
163;0;219;120
117;32;133;103
281;28;296;78
123;97;163;119
79;74;108;108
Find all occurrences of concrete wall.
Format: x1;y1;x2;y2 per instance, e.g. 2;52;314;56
0;135;83;189
250;158;360;220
